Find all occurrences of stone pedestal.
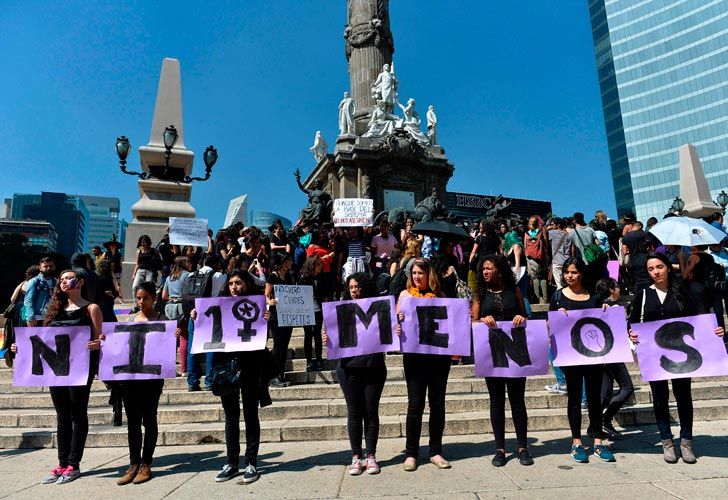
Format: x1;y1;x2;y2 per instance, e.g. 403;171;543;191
679;144;721;218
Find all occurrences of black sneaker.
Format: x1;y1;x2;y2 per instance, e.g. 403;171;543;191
491;450;507;467
269;377;291;388
518;449;534;466
603;420;623;437
239;464;259;484
188;385;201;392
306;362;316;372
315;360;327;371
215;464;239;482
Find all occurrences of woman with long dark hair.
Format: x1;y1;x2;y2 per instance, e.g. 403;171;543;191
132;235;160;291
549;256;615;463
472;255;533;466
13;269;103;484
266;253;295;387
628;253;724;463
395;259;451;471
299;255;326;371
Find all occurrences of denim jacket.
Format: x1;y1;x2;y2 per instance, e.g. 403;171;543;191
23;274;56;320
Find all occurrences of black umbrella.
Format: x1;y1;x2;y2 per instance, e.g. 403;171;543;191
411;220;472;240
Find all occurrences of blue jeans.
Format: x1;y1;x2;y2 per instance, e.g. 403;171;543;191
548;344;566;386
187;318;213;388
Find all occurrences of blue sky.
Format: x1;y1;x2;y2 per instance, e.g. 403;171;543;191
0;1;615;230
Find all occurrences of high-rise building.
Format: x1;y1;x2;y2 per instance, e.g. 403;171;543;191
223;194;248;228
11;194;41;219
0;198;11;219
589;0;728;221
0;219;58;253
77;195;120;252
118;218;129;247
20;192;88;257
249;211;292;232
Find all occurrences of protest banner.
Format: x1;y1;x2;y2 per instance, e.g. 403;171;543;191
13;326;91;387
323;296;398;359
99;321;177;381
169;217;209;247
548;306;633;366
274;284;316;327
632;314;728;382
472;320;550;377
398;297;471;356
192;295;269;354
607;260;619;281
333;198;374;227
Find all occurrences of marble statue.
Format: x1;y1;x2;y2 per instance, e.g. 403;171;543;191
426;105;437;146
397;98;428;144
294;168;333;224
338;92;355;136
363;100;396;138
309;131;328;162
371;63;398;113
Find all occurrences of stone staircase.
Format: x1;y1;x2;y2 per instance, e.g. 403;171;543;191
2;311;728;449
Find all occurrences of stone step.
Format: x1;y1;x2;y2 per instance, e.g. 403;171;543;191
2;398;726;449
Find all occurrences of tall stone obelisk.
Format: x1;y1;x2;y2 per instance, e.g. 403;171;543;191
345;0;395;133
121;58;196;298
679;144;721;217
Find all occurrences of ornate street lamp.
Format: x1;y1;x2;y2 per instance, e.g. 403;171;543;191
671;196;685;215
116;125;217;183
716;190;728;214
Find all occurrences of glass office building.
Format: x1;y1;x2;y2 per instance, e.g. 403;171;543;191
589;0;728;221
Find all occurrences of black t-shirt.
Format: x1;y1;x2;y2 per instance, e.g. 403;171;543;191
623;229;650;256
549;290;598;311
475;234;501;260
479;288;521;321
267;271;294;320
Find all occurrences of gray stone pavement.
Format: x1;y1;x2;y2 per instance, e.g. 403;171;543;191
2;420;728;499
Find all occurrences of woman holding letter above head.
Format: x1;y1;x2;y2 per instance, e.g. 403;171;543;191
12;269;103;484
628;253;724;464
549;256;616;463
116;281;168;486
323;273;386;476
471;255;533;466
191;269;272;484
395;258;452;472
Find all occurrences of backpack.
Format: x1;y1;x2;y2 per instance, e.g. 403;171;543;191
705;260;728;294
575;228;608;269
388;267;409;297
181;270;213;315
524;231;545;261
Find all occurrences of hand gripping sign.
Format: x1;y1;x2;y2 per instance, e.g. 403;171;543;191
191;295;268;353
323;296;398;359
99;321;177;381
547;306;633;367
13;326;91;387
632;314;728;382
397;297;472;356
472;320;550;377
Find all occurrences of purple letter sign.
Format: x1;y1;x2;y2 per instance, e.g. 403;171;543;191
99;321;177;381
632;314;728;382
398;297;472;356
323;296;398;359
473;320;550;377
192;295;268;353
13;326;91;387
548;306;633;367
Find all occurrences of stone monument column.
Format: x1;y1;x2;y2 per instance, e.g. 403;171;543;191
345;0;394;134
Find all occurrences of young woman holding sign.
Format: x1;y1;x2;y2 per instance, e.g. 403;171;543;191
323;273;386;475
395;259;452;471
266;253;295;387
549;257;616;463
472;255;533;466
116;281;167;485
192;269;272;484
12;269;103;484
628;253;724;464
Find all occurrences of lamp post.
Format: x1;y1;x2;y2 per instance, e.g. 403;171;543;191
715;190;728;214
115;125;217;183
670;196;685;215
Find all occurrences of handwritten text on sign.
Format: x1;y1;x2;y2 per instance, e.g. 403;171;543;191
99;321;177;381
632;314;728;382
169;217;209;247
323;296;398;359
333;198;374;227
548;306;633;367
274;285;316;327
192;295;269;353
13;327;91;387
472;320;550;377
398;297;472;356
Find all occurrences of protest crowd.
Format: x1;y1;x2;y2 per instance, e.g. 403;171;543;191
2;206;728;486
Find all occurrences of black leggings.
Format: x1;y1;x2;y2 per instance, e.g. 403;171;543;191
337;364;387;456
562;364;604;440
270;323;293;379
49;383;92;469
303;311;323;362
600;363;634;423
220;379;261;467
650;378;693;440
403;353;451;458
121;380;164;465
485;377;528;450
